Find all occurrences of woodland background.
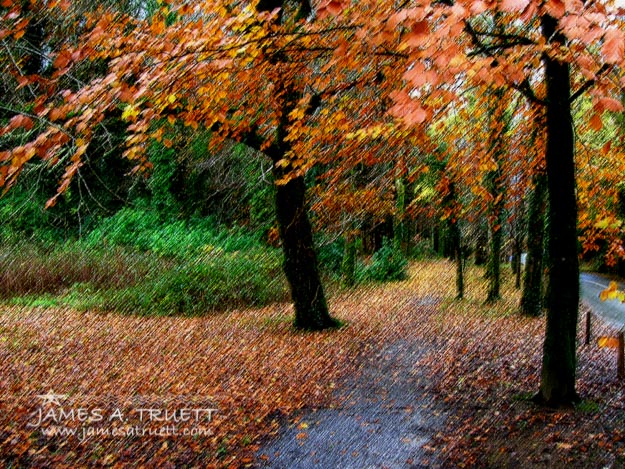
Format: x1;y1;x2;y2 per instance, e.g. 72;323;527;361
1;0;625;466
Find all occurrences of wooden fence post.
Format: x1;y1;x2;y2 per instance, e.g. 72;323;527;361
618;331;624;380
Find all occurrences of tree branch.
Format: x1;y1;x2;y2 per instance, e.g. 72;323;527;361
569;64;611;103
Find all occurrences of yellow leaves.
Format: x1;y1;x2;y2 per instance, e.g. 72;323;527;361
594;217;622;231
74;138;89;160
599;281;625;302
597;336;621;348
167;94;177;105
345;124;395;141
121;104;140;121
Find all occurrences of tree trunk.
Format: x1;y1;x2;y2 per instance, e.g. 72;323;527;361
474;223;488;266
394;178;407;254
535;15;580;406
521;171;546;317
513;246;522;289
341;232;357;287
234;0;337;330
274;173;340;330
451;220;464;299
486;221;503;302
444;179;464;299
485;88;508;303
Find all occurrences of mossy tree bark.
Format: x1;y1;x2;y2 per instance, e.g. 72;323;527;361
535;14;580;406
520;171;547;317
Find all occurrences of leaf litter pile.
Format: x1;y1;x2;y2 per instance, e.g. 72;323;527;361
1;260;624;467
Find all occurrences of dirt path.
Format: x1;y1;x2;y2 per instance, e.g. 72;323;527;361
255;335;446;468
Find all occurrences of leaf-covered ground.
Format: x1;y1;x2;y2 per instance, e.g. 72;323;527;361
1;260;624;467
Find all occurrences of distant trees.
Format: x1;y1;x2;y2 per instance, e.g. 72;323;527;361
1;0;624;402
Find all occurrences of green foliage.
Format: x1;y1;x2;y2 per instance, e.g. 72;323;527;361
4;208;289;315
574;400;601;414
249;181;276;233
85;208;262;257
341;237;356;287
407;237;438;260
147;140;179;214
317;237;345;275
358;238;408;282
70;250;287;315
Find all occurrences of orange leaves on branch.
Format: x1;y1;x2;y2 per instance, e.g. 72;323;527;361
388;90;428;126
542;0;566;19
53;50;72;71
7;114;34;132
589;112;603;131
595;97;624;113
403;63;438;87
317;0;344;19
500;0;530;13
602;28;624;65
403;21;429;48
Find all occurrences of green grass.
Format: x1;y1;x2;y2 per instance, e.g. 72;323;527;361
1;210;290;315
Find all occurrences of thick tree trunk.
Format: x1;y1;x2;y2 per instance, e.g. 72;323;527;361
274;173;339;330
521;171;546;317
535;15;580;406
444;180;464;299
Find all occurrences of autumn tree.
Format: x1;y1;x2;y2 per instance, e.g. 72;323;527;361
359;0;624;406
0;0;420;330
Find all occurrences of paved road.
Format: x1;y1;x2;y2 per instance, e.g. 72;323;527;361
255;337;445;468
580;272;625;331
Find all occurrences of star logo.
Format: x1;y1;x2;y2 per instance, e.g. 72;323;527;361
35;391;67;406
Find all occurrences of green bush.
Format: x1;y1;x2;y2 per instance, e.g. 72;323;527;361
85;208;265;258
359;238;408;282
73;250;288;315
408;237;438;260
317;238;345;274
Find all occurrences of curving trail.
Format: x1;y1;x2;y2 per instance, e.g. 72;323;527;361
581;272;625;331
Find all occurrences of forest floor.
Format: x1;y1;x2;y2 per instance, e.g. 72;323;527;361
1;260;624;468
